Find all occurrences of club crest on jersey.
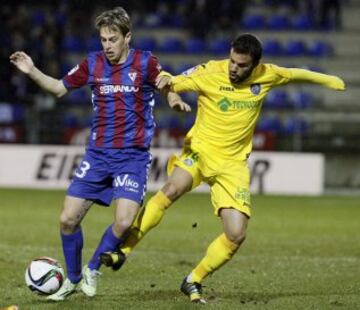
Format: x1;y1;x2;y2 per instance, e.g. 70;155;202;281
250;83;261;95
128;72;137;82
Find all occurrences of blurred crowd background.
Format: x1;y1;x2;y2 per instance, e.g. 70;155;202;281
1;0;359;161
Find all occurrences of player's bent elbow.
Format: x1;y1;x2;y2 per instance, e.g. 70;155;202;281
54;81;68;98
55;92;65;98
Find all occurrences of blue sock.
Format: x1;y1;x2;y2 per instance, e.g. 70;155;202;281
88;225;124;271
61;229;83;283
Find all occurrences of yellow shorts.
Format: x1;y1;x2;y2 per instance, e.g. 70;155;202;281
167;146;251;217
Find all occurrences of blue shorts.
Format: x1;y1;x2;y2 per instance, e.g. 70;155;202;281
67;148;152;206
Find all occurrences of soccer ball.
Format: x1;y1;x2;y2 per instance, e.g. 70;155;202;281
25;257;64;295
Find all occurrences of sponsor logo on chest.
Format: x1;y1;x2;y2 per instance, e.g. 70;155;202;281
217;97;262;112
99;84;139;94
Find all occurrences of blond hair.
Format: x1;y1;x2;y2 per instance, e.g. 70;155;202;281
95;7;131;36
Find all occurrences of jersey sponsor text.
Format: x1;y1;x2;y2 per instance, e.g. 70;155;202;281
99;85;140;94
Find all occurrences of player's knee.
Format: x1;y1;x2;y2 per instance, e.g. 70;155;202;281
59;212;79;233
113;219;132;236
162;181;185;201
226;230;247;246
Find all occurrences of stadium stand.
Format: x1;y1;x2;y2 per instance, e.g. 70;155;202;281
1;0;360;153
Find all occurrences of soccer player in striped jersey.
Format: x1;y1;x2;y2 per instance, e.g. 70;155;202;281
101;34;346;303
10;7;188;301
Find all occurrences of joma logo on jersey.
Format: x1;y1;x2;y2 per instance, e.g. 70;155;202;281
217;97;261;112
114;174;139;190
219;86;234;92
100;85;139;94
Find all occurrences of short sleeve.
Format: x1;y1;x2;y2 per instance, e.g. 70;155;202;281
147;54;162;87
62;58;89;90
171;64;206;93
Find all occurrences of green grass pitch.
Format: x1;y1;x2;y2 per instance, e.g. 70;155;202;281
0;188;359;309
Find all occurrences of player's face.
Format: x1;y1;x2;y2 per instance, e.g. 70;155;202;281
100;26;131;64
228;49;256;83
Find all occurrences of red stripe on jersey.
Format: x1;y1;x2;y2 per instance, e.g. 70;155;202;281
132;50;145;147
112;65;125;148
147;55;161;88
94;54;106;147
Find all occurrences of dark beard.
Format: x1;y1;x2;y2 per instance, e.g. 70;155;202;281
230;74;248;84
229;66;255;84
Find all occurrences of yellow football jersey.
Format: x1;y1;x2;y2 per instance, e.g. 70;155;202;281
171;60;344;160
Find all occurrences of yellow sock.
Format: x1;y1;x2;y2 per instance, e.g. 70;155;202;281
190;233;239;283
121;191;171;255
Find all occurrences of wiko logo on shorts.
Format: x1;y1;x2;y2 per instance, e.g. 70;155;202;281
114;174;139;192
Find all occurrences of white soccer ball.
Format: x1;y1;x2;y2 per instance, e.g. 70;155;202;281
25;257;64;295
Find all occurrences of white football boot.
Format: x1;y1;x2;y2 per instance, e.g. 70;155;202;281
47;278;78;301
80;265;101;297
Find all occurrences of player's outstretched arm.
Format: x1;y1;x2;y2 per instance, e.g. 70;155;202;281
156;74;192;112
9;51;68;98
288;68;346;91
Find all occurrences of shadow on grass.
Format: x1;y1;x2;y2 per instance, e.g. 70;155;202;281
120;289;355;305
22;289;354;309
219;290;353;305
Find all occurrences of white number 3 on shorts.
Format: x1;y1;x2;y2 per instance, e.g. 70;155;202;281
75;161;90;178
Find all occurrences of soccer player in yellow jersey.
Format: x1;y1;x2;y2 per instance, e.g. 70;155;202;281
101;34;345;303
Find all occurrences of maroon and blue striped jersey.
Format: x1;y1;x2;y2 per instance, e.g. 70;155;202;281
62;49;161;149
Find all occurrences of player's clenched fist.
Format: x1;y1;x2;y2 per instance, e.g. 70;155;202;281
9;51;34;74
